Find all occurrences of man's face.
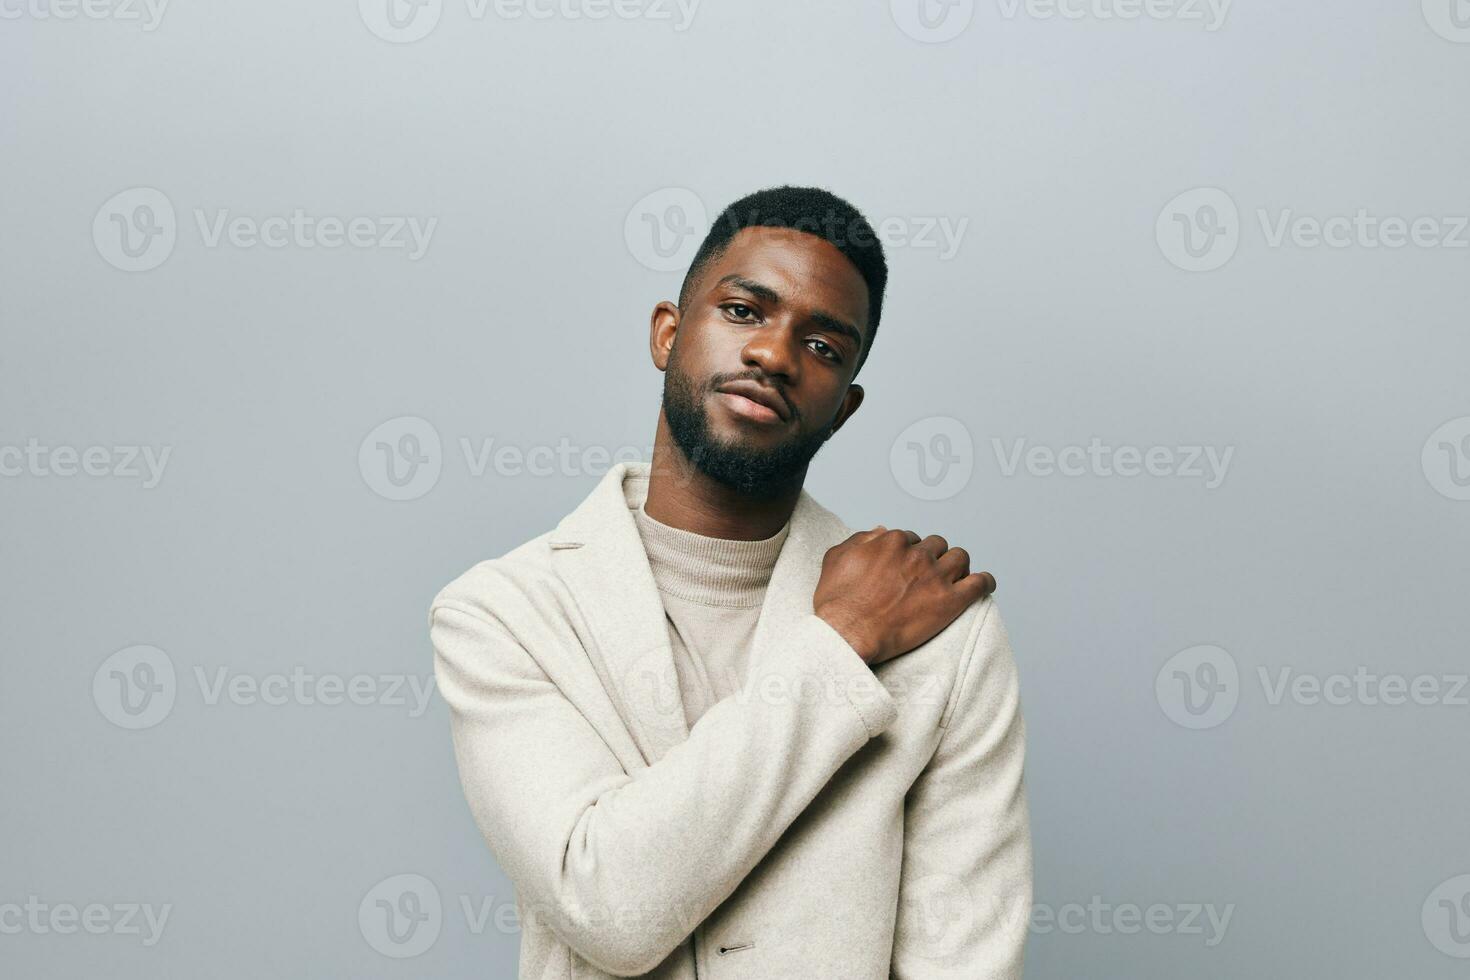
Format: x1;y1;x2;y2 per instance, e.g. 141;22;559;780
653;225;870;499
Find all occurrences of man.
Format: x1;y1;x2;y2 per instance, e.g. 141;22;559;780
429;186;1032;978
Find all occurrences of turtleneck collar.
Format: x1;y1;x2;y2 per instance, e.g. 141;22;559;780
626;475;791;608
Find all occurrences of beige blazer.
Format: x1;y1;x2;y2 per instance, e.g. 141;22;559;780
429;460;1032;979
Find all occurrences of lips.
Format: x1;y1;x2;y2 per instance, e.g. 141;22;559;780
716;380;789;421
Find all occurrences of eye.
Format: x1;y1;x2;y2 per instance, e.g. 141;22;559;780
721;302;760;322
808;338;842;363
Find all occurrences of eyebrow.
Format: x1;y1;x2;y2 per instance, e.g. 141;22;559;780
714;274;865;353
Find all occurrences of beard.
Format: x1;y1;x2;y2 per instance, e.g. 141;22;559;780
661;342;836;500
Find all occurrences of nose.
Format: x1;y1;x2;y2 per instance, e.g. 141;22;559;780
739;320;799;382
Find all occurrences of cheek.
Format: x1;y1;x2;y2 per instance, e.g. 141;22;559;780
811;386;851;427
678;320;739;375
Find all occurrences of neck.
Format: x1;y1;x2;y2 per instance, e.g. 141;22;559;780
644;410;803;540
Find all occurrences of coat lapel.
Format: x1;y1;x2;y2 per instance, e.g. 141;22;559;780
547;460;846;767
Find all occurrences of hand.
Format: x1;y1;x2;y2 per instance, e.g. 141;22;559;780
814;526;996;667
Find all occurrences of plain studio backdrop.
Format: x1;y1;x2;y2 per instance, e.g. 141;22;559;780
3;1;1468;976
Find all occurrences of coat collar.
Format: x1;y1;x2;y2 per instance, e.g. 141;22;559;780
548;460;847;766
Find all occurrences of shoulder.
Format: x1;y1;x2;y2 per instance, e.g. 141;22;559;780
426;529;560;629
941;595;1020;731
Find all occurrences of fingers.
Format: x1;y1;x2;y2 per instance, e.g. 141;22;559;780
860;529;990;597
916;534;949;560
935;546;970;580
860;526;919;545
852;524;889;543
959;570;997;598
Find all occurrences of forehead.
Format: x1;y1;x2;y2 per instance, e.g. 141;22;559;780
696;226;870;332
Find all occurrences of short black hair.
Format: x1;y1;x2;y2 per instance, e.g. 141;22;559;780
677;185;888;378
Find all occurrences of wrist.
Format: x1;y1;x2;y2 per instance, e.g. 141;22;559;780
817;610;880;664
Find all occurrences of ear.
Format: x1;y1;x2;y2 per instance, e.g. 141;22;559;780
828;383;865;436
649;301;680;371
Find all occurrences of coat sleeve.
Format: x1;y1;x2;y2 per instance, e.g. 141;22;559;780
429;599;898;977
890;599;1033;979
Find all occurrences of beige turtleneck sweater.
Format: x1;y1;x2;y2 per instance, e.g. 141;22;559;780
632;498;791;730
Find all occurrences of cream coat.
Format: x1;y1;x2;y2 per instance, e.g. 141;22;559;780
429;461;1032;978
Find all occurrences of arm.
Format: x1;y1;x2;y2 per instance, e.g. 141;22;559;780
430;602;897;977
891;599;1032;979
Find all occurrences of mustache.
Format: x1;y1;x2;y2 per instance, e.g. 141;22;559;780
710;373;795;416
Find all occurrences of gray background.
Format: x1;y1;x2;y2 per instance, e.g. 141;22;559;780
4;0;1469;976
